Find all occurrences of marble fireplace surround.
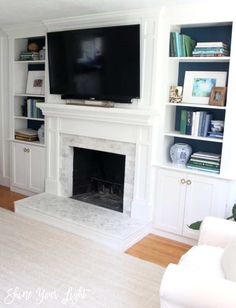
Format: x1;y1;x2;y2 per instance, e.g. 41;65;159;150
39;103;156;221
60;134;135;216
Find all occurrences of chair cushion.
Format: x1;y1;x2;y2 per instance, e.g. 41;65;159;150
222;240;236;282
179;245;225;278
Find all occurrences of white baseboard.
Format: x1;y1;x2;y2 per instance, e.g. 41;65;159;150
151;227;197;246
10;186;36;197
0;175;10;187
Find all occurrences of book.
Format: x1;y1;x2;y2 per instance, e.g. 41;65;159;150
182;34;195;56
15;128;38;137
186;164;220;174
189;158;220;166
196;42;228;48
187;160;220;169
186;111;193;135
202;114;212;137
191;152;221;160
180;110;187;134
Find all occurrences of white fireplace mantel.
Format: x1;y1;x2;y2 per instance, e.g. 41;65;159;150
37;103;158;126
37;103;158;221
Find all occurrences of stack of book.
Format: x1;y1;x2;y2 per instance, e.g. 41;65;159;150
15;128;38;142
26;99;44;118
208;131;223;139
180;110;212;137
192;42;229;57
170;32;196;57
19;51;40;61
186;152;221;174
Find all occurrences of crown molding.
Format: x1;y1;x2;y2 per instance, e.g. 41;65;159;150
43;8;162;32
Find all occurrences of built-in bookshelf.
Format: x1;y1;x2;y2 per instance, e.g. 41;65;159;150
13;36;45;144
160;22;234;178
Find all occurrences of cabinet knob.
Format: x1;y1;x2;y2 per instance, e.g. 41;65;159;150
24;148;30;153
180;178;186;184
186;179;192;185
24;147;27;152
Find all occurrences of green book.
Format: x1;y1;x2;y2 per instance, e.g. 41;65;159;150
182;34;196;57
180;110;187;134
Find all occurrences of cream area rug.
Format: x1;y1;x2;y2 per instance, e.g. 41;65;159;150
0;208;164;308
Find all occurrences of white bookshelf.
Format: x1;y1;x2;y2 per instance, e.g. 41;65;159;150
12;35;45;145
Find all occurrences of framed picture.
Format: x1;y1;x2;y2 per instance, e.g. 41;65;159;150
26;71;45;95
209;87;227;106
182;71;227;105
169;86;183;103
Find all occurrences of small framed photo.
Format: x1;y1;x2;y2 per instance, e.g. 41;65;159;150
26;71;45;95
209;87;227;106
182;71;227;105
169;86;183;103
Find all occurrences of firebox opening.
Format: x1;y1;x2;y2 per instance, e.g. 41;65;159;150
72;147;125;212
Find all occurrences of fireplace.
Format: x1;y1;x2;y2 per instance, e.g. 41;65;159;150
72;147;125;212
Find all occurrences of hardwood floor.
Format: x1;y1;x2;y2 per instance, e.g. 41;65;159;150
0;185;26;212
126;234;191;267
0;185;190;267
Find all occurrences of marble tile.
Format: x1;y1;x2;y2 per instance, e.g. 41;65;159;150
60;134;136;214
15;193;149;250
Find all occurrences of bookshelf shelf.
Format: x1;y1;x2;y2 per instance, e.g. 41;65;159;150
14;93;45;98
164;131;223;143
14;116;45;121
166;103;226;110
14;60;45;64
10;138;45;147
169;56;230;62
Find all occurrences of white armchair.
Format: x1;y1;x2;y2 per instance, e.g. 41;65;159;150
160;217;236;308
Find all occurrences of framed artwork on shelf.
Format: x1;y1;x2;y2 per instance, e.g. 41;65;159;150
169;86;183;103
209;87;227;106
26;70;45;95
182;71;227;105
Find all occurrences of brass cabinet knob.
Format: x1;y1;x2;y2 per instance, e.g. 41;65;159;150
186;179;192;185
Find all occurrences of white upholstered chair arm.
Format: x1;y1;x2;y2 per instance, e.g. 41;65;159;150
160;264;236;308
198;216;236;248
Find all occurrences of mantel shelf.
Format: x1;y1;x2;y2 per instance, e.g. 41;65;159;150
37;103;158;126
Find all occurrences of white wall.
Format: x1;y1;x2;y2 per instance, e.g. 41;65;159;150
0;31;9;186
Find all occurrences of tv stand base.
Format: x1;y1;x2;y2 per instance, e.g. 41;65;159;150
66;100;115;108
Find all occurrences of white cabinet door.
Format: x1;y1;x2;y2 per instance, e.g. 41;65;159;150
183;175;228;239
154;169;186;235
11;142;45;194
11;142;28;190
28;145;45;193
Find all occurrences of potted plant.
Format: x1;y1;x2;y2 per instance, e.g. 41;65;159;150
189;204;236;230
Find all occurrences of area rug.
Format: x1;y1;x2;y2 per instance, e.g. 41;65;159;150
0;208;164;307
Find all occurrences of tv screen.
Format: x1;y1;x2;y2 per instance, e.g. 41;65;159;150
47;25;140;103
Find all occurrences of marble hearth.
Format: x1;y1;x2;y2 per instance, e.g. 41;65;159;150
15;193;150;251
15;103;157;249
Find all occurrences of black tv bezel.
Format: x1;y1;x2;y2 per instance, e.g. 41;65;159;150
47;24;140;104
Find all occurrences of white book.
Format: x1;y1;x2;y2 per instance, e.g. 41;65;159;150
194;111;201;136
196;42;228;48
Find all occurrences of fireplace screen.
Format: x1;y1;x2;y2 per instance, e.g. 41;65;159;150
72;147;125;212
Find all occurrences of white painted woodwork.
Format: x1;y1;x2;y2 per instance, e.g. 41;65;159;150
154;169;186;235
154;168;231;240
11;141;45;195
1;4;236;244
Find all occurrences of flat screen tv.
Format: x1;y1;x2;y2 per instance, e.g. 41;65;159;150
47;25;140;103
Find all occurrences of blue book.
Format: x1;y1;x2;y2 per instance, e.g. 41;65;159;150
203;114;213;137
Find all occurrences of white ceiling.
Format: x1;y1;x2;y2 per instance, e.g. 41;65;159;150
0;0;216;26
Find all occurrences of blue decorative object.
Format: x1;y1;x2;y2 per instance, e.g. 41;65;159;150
170;143;192;167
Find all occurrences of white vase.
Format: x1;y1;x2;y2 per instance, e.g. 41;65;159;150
38;124;44;144
170;143;192;167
